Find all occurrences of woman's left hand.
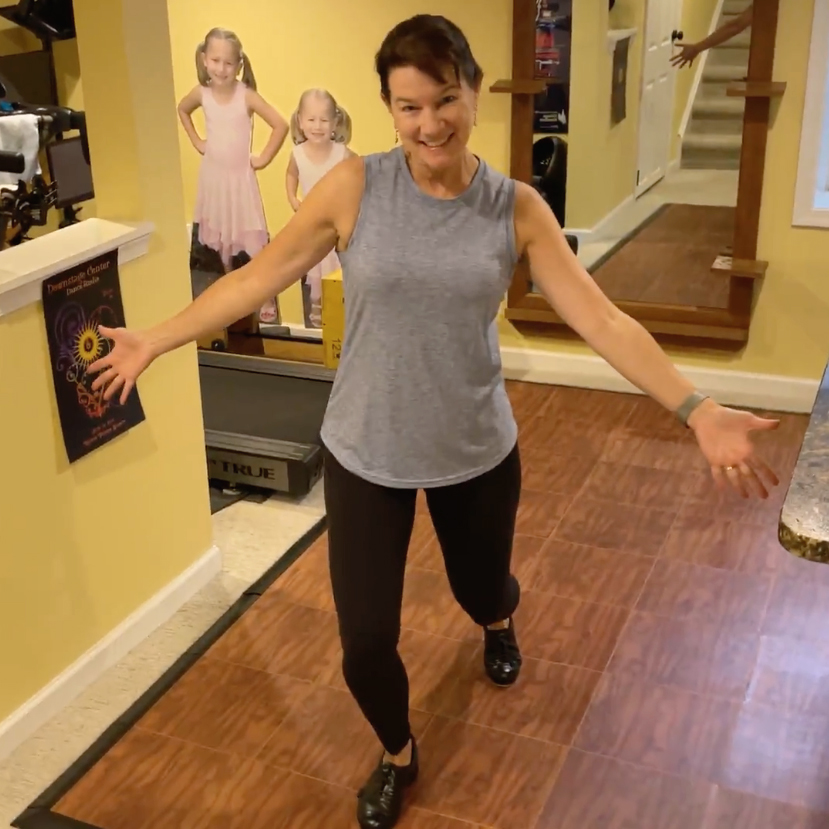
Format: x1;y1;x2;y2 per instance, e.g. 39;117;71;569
688;401;781;499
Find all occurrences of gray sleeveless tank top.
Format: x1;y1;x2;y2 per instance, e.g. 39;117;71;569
319;146;519;488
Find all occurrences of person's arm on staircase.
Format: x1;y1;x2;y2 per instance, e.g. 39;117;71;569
671;5;753;68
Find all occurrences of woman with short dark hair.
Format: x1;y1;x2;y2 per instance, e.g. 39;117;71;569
91;14;779;829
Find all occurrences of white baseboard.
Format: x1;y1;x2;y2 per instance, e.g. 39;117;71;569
0;544;222;763
500;345;820;413
287;324;322;340
565;193;636;248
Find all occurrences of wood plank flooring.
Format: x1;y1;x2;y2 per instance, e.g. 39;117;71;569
47;382;828;829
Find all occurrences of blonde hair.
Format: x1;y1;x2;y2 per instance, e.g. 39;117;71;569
196;27;257;90
290;88;352;144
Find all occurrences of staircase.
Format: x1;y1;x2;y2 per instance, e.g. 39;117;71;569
680;0;752;170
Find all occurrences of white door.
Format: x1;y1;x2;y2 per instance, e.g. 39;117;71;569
636;0;681;196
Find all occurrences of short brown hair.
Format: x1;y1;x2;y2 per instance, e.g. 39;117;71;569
375;15;484;102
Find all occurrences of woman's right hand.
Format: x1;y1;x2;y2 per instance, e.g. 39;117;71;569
89;326;155;405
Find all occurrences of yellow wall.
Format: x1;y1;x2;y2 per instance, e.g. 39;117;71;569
671;0;721;160
0;0;213;723
165;0;697;266
167;0;513;324
749;0;829;378
503;0;829;381
566;0;722;228
166;0;829;379
564;0;645;229
1;0;823;730
563;0;722;228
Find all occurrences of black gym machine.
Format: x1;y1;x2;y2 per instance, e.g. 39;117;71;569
0;0;91;251
0;102;91;251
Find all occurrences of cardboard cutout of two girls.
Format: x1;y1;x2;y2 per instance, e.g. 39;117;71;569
178;27;354;331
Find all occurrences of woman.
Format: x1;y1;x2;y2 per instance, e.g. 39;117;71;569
91;14;780;829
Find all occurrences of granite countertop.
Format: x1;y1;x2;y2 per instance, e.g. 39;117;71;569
779;360;829;562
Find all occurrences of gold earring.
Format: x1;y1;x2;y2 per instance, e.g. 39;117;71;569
394;129;399;144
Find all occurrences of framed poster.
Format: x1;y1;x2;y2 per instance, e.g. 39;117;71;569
535;0;572;82
535;0;572;133
41;249;146;463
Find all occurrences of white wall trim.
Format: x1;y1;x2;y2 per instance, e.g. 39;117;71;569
792;0;829;229
287;325;323;340
500;345;819;413
0;544;222;763
678;0;727;144
0;219;154;318
606;28;638;55
565;193;636;249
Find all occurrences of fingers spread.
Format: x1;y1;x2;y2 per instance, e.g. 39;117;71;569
738;462;769;499
750;455;780;489
87;356;111;375
119;379;134;406
725;465;749;498
711;465;728;492
103;375;125;402
90;367;117;391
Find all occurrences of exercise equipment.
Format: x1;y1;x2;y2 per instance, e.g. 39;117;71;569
0;71;92;251
533;135;568;227
198;350;334;498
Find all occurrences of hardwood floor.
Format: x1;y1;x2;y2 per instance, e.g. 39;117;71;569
49;382;829;829
591;203;735;309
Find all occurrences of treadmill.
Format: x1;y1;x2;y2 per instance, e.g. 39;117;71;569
198;349;335;498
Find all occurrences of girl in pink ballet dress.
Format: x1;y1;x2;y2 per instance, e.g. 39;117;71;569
286;89;354;328
178;27;289;325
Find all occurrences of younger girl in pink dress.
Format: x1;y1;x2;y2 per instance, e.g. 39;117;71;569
286;89;354;328
178;27;289;324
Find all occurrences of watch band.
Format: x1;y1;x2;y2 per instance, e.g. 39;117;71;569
675;391;710;427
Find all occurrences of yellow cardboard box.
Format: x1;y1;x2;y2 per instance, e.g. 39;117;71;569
321;268;344;369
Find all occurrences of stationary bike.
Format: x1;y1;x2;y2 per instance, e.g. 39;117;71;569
0;91;90;252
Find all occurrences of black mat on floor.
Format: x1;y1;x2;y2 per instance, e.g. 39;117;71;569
11;515;328;829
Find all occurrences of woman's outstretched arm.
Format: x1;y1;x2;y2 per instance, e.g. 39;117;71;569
89;156;365;402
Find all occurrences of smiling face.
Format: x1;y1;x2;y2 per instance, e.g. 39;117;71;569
385;65;479;174
299;93;335;145
202;37;240;88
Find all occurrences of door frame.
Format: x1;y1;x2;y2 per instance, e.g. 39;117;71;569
634;0;683;197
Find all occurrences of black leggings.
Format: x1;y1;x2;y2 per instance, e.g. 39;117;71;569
322;443;522;755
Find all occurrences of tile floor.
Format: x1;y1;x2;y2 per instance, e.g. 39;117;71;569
4;381;825;829
0;486;326;828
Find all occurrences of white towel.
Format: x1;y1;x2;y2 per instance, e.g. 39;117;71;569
0;113;41;189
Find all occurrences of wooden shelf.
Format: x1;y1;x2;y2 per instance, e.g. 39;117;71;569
490;78;548;95
711;256;769;279
504;307;750;342
726;81;787;98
